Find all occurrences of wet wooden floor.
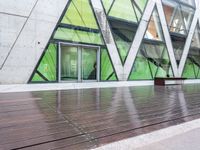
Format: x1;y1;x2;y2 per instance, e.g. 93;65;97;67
1;84;200;150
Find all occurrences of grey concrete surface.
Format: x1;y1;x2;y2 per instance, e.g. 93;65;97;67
136;128;200;150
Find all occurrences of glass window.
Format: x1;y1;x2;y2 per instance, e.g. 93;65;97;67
171;34;186;64
129;46;153;80
180;4;194;31
162;0;194;34
31;43;57;82
101;48;117;81
54;27;103;45
61;46;78;81
82;48;97;80
182;59;197;78
162;0;194;65
108;0;138;22
179;0;195;7
129;41;172;80
144;8;164;41
61;0;98;29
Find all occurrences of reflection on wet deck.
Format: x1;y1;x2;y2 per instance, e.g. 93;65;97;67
1;84;200;149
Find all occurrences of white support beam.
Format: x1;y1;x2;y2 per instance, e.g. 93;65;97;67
91;0;124;80
156;0;179;77
178;9;199;76
124;0;156;79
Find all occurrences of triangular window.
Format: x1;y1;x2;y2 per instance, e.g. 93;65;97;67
144;7;164;41
30;0;118;82
129;6;173;80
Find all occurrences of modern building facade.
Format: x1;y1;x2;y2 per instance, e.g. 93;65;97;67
0;0;199;84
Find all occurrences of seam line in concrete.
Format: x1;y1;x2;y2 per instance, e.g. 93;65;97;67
0;0;39;70
0;11;28;18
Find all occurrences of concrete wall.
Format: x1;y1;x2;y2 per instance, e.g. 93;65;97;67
0;0;69;84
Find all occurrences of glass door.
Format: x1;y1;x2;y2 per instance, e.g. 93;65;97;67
60;45;78;81
59;43;100;82
81;47;97;81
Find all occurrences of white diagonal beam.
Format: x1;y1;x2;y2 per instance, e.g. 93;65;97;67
123;0;156;79
91;0;124;80
178;8;199;76
156;0;179;77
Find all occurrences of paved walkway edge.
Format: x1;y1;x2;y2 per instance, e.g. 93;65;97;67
1;79;200;93
93;118;200;150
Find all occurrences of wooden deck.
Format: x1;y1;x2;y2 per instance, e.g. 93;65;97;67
1;84;200;150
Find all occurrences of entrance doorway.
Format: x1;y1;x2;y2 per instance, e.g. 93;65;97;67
59;43;100;82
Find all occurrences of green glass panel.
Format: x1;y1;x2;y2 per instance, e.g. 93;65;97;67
179;0;195;7
54;27;103;45
101;49;117;81
109;0;138;22
182;59;196;78
143;42;171;78
172;38;186;64
144;43;164;65
193;63;199;77
61;46;78;81
159;47;171;76
197;70;200;79
180;4;194;32
155;47;171;77
148;61;157;77
31;73;45;82
109;73;117;80
168;67;174;77
129;50;152;80
115;36;130;62
135;0;147;12
156;67;167;77
31;43;57;82
144;7;164;41
61;0;98;29
82;48;97;80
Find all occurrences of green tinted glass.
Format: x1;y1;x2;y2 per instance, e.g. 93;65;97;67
129;40;172;80
129;48;153;80
182;23;200;79
82;48;97;80
101;49;117;81
60;46;78;81
109;0;138;22
31;43;57;82
182;59;196;78
32;73;45;82
54;27;103;45
61;0;98;29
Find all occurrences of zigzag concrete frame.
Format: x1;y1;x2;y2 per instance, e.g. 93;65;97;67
91;0;199;80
